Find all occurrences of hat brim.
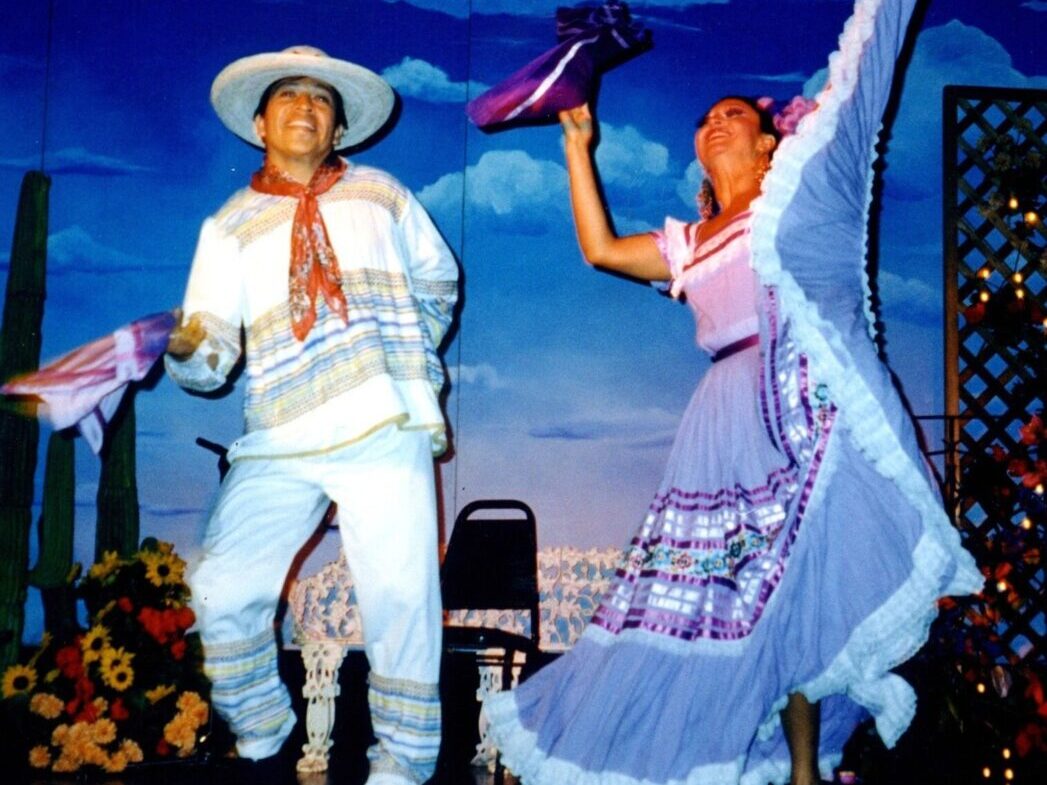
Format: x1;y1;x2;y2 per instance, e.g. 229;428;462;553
211;51;394;150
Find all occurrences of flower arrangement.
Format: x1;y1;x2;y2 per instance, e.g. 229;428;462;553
1;539;212;773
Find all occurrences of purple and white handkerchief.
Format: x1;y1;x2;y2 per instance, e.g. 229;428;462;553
467;2;650;129
1;311;176;453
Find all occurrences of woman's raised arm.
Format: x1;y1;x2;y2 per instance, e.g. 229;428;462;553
560;104;670;282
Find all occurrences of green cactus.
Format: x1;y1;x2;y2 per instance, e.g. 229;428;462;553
95;392;140;561
0;172;50;668
29;430;78;639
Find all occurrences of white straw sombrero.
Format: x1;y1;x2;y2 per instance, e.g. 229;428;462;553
211;45;394;149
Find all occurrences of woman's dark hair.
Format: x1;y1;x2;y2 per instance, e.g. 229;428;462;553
696;95;781;144
254;76;349;132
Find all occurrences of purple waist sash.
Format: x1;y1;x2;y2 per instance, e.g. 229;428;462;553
710;334;759;363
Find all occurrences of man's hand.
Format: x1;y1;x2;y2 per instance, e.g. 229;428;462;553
167;311;207;359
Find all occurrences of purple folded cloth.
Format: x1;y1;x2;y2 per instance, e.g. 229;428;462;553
466;2;650;129
1;311;176;453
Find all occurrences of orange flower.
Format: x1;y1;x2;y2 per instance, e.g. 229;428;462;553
28;745;51;769
29;692;64;720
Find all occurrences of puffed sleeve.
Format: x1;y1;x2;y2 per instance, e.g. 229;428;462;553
398;192;459;350
163;218;244;392
651;217;696;299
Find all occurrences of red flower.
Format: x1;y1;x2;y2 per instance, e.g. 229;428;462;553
156;739;170;757
991;444;1007;463
176;606;196;630
1016;722;1047;757
1008;457;1031;477
111;698;129;721
963;302;986;324
55;644;84;680
75;701;99;724
1027;672;1045;706
138;607;179;644
170;639;187;661
117;596;134;613
1020;415;1044;446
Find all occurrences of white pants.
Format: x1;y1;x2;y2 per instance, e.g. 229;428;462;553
188;424;442;783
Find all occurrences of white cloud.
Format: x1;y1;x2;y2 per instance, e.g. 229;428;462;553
675;159;703;209
449;362;508;389
418;148;569;232
381;57;488;103
737;71;811;85
528;404;679;449
0;146;151;176
593;124;669;187
877;271;941;325
45;226;179;274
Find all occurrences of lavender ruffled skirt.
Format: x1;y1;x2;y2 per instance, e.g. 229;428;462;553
484;310;965;785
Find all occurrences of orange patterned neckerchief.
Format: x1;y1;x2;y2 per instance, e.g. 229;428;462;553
250;157;349;341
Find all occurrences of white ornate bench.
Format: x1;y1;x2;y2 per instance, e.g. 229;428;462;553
288;545;621;772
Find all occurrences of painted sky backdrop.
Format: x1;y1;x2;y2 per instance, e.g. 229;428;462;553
1;0;1044;641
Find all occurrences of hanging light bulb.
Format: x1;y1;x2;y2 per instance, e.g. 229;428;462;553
983;766;992;779
1004;768;1014;781
977;682;988;693
980;291;991;302
1008;196;1020;211
996;580;1008;592
979;267;992;280
1002;748;1012;760
1022;517;1033;530
1025;210;1040;226
1016;288;1026;300
1012;272;1024;284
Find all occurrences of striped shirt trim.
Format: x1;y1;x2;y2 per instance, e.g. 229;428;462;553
214;166;410;248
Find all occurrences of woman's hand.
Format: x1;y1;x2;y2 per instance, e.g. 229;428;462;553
559;103;594;149
166;311;207;359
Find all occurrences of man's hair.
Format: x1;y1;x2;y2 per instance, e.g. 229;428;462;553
254;76;349;131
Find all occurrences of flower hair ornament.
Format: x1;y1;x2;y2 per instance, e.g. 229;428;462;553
757;94;820;137
697;94;819;220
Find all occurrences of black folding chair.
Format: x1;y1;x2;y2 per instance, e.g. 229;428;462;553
440;499;540;784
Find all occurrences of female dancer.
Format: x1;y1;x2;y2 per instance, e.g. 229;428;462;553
484;0;981;783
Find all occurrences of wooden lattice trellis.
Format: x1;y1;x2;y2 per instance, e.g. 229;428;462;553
944;85;1047;664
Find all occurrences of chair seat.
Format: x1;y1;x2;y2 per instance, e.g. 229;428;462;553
442;625;537;656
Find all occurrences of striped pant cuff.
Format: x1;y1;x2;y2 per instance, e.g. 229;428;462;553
367;672;441;783
203;629;294;753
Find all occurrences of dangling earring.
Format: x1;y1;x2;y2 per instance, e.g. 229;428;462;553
697;178;718;221
755;156;770;188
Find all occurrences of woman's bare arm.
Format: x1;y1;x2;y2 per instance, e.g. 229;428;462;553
560;104;669;282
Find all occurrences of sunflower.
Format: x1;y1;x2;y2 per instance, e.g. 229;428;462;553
145;684;176;704
88;550;123;581
99;647;135;692
2;663;38;698
141;550;186;588
80;624;111;665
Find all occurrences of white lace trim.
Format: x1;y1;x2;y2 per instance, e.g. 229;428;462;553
749;0;980;599
485;691;840;785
